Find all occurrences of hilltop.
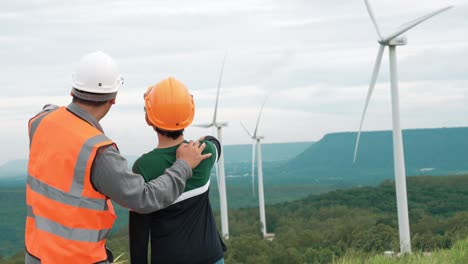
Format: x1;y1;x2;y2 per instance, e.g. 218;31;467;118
276;127;468;185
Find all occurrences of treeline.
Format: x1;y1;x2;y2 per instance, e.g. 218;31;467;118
108;174;468;263
3;174;468;263
219;175;468;263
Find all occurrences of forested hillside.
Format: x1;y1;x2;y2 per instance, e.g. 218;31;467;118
215;175;468;263
4;174;468;263
108;174;468;263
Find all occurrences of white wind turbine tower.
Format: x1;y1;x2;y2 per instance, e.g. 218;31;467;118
354;0;452;254
195;54;229;238
241;97;274;239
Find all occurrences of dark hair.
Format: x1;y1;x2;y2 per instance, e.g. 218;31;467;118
72;96;109;107
154;126;184;140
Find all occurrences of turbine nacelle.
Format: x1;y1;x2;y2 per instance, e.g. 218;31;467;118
379;36;407;46
194;122;228;129
215;122;228;128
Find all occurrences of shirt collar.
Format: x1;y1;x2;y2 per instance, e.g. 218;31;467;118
66;102;104;132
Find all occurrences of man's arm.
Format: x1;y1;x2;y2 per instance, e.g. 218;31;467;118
92;141;211;213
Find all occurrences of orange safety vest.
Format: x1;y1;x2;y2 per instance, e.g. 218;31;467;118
26;106;116;263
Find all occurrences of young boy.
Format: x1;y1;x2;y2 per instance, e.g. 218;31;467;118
129;77;226;264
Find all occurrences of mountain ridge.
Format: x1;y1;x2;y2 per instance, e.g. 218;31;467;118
280;126;468;185
0;141;313;184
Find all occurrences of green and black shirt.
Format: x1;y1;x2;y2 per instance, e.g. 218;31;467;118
129;138;225;264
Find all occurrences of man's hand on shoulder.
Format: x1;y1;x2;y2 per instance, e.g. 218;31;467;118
176;140;212;169
199;135;220;162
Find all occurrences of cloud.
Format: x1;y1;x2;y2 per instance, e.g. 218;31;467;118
0;0;467;164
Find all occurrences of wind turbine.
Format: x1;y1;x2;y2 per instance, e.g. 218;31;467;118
241;97;274;239
194;53;229;239
354;0;452;254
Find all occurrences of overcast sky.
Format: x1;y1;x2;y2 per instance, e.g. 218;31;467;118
1;0;467;164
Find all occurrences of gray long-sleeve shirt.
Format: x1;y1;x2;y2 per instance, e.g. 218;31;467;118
66;103;192;213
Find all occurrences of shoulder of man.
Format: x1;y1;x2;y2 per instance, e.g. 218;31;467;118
202;136;221;162
29;104;59;122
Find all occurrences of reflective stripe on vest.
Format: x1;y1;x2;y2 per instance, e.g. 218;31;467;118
27;175;107;211
70;134;111;197
27;205;110;242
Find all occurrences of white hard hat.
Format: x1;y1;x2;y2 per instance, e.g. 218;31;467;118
72;51;124;94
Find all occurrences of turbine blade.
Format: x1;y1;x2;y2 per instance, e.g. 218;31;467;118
382;6;453;43
253;96;269;138
240;122;253;138
215;159;220;188
364;0;383;39
251;141;256;198
193;123;214;128
354;44;385;163
213;52;228;124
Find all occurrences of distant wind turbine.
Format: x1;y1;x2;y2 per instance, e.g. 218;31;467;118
354;0;452;254
241;96;274;239
194;53;229;239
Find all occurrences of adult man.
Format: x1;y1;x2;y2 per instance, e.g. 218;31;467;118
25;52;210;264
129;77;225;264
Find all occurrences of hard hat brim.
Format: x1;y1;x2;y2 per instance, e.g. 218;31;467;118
71;88;117;102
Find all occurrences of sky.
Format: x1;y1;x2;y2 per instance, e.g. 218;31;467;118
1;0;467;165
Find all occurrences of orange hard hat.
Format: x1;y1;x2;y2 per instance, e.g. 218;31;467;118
144;77;195;131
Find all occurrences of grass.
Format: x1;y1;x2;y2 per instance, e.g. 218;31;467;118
335;238;468;264
113;252;128;264
107;237;468;264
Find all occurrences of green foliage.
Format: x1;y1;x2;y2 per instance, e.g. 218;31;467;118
3;174;468;264
0;251;25;264
335;238;468;263
0;188;26;257
222;174;468;263
103;174;468;264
